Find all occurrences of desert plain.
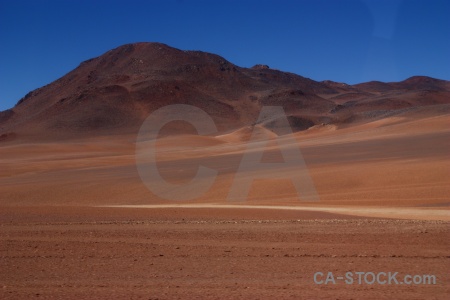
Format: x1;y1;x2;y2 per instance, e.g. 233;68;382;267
0;43;449;299
1;107;449;299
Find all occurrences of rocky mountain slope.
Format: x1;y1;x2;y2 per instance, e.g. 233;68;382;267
1;42;449;141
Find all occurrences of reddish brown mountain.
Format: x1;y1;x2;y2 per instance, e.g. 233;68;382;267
1;42;449;141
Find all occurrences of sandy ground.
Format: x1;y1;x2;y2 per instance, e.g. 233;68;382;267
1;112;449;207
104;204;450;221
0;207;450;299
0;206;449;299
1;111;449;298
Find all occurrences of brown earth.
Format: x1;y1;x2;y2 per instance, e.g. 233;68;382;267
1;106;448;208
0;42;449;298
1;110;449;299
0;207;449;299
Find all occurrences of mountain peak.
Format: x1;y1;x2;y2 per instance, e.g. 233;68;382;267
395;76;448;91
1;42;449;142
404;75;436;82
251;64;270;70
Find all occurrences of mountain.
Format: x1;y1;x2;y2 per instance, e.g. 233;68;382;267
1;42;449;141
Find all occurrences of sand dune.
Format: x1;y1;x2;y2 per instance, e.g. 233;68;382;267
1;108;448;212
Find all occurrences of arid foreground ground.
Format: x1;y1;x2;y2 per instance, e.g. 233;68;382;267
1;109;449;299
0;206;449;299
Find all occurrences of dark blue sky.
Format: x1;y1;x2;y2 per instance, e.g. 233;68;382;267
0;0;449;111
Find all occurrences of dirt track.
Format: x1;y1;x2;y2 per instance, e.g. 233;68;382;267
105;204;450;221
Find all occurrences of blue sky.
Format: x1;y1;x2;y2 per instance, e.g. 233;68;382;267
0;0;449;111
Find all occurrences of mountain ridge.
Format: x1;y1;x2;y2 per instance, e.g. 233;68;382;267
1;42;449;141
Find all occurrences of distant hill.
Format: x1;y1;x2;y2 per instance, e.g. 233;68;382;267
1;42;449;141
